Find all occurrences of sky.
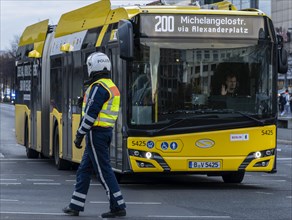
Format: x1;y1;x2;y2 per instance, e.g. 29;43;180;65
0;0;152;51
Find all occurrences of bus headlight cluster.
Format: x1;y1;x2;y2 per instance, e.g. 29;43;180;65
253;149;275;159
254;151;262;159
145;152;152;159
129;149;153;159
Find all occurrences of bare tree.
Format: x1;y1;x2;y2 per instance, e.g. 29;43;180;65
0;35;18;101
7;34;20;58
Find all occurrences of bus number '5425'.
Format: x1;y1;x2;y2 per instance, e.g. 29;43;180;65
155;16;174;32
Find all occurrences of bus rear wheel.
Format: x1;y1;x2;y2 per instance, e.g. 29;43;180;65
222;171;245;183
53;128;71;170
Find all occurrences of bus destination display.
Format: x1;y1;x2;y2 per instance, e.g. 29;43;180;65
140;14;264;39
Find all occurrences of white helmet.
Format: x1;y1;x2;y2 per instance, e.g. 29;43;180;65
86;52;111;77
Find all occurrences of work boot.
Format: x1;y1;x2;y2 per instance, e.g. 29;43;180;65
62;205;79;216
101;209;126;218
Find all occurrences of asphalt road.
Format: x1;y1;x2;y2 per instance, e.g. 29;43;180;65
0;103;291;220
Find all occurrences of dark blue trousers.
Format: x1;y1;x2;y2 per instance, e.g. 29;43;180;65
69;129;126;212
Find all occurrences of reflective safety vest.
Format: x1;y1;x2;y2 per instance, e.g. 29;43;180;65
82;78;120;128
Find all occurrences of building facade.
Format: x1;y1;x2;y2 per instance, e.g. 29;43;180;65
271;0;292;92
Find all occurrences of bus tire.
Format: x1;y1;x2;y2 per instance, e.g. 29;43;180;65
222;171;245;183
53;127;71;170
25;118;39;159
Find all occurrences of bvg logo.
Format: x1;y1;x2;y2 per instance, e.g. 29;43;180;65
195;139;215;148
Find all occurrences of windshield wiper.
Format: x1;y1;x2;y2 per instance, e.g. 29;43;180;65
234;111;265;126
155;114;218;134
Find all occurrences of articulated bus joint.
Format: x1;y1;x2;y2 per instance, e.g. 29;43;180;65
128;149;171;171
239;148;275;171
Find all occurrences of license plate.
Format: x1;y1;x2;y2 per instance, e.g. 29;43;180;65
189;161;221;169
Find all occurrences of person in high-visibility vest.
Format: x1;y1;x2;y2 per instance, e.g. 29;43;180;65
63;52;126;218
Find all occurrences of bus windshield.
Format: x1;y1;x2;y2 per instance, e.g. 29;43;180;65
128;39;275;128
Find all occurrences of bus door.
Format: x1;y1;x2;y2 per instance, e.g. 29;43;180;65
61;53;74;160
30;59;41;152
108;46;124;171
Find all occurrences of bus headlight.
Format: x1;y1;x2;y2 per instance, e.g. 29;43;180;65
254;151;262;159
145;152;152;159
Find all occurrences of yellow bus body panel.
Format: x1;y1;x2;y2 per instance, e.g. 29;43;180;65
55;0;111;38
71;113;84;163
128;125;276;172
37;111;42;152
18;19;49;55
15;104;30;145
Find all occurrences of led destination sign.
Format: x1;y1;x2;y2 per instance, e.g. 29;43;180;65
140;14;264;39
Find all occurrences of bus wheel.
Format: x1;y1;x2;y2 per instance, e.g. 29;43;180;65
53;128;71;170
222;171;245;183
25;121;39;159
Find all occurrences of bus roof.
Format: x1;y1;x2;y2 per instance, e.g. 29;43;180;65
54;0;267;38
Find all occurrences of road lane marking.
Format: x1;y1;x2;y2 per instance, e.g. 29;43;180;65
90;201;162;205
0;183;21;185
267;180;286;182
148;215;231;218
26;179;54;182
286;196;292;199
0;158;49;161
33;183;61;185
34;174;60;177
0;179;17;181
0;211;66;216
256;192;273;195
277;158;292;160
261;174;287;177
0;199;19;202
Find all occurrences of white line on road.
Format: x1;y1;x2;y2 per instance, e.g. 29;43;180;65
266;180;286;182
0;199;19;202
0;179;17;181
0;158;49;161
0;211;65;216
277;158;292;160
26;179;54;182
34;174;60;177
90;201;162;205
147;215;231;219
261;174;287;177
33;183;61;185
0;183;21;185
256;191;273;195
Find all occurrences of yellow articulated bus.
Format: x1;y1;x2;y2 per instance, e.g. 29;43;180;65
15;0;288;183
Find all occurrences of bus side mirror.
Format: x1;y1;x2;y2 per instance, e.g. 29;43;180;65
117;19;134;61
277;35;288;74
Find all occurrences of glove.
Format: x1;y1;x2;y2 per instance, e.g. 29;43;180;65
74;133;84;149
77;96;83;108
